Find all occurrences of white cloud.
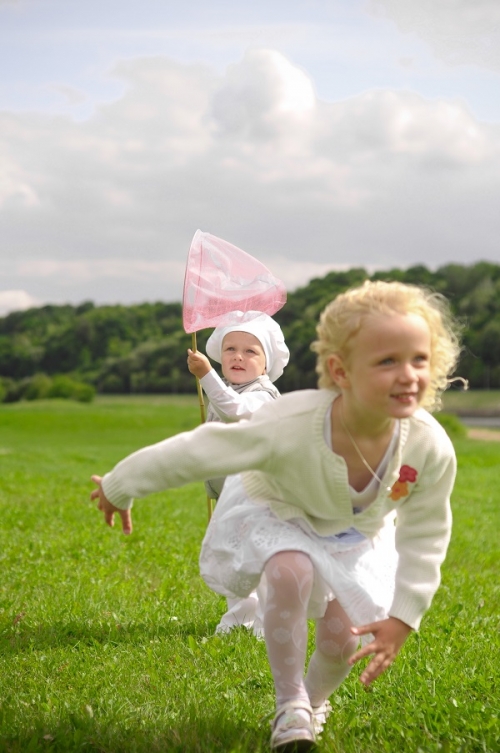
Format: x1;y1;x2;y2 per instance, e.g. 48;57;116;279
0;290;40;316
0;49;499;309
17;258;186;284
0;145;40;208
320;89;489;166
13;255;352;303
368;0;500;70
212;49;315;140
49;84;88;106
267;257;355;291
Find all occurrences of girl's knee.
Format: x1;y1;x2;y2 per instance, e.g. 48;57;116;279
264;551;314;601
265;551;313;580
316;601;359;662
316;632;358;663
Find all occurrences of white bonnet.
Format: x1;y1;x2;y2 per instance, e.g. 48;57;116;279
206;310;290;382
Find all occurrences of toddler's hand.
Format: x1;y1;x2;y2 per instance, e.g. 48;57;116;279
187;349;212;378
90;475;133;535
348;616;412;686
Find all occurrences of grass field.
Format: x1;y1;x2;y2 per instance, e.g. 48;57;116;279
0;396;498;752
442;390;500;415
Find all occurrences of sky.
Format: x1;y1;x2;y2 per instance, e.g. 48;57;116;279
1;0;499;316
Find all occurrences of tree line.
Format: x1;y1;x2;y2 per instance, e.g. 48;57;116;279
1;261;499;402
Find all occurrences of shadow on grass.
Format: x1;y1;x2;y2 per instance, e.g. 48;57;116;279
0;709;270;753
0;620;219;655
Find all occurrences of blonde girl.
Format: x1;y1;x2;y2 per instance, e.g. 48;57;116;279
91;280;462;752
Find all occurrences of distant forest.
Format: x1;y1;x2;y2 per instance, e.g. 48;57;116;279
1;261;500;401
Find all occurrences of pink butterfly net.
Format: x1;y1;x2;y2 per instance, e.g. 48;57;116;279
182;230;287;333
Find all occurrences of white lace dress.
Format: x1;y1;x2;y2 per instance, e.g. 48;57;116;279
200;411;399;627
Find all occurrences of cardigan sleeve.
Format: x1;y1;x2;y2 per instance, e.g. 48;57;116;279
101;403;280;510
389;436;456;630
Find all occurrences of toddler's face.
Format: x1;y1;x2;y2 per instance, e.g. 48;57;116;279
221;331;266;385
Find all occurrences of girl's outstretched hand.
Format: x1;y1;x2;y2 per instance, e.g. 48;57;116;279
349;616;412;686
90;475;133;535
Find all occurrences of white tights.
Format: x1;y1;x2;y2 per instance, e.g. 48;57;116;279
263;550;359;709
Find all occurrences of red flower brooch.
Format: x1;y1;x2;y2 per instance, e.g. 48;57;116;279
389;465;418;501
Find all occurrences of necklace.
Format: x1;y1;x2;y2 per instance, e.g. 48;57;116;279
339;403;393;493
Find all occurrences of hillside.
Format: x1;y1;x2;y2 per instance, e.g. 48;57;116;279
1;261;499;400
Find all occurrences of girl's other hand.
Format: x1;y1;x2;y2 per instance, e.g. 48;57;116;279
187;349;212;378
90;475;133;535
348;616;412;686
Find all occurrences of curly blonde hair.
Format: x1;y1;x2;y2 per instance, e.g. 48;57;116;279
311;280;462;412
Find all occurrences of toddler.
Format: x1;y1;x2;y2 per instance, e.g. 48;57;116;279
187;311;289;637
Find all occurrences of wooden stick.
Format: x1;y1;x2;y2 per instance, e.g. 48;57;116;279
192;332;206;424
191;332;213;520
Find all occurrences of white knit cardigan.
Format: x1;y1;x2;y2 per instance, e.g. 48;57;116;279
102;389;456;629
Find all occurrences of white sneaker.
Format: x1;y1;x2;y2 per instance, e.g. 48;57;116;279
311;699;332;736
270;700;317;752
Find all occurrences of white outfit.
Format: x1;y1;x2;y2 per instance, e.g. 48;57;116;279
102;388;456;631
202;481;398;629
202;370;280;499
202;370;280;423
201;368;280;636
201;415;400;630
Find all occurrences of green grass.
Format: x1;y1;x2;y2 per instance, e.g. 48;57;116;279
442;390;500;414
0;397;498;752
